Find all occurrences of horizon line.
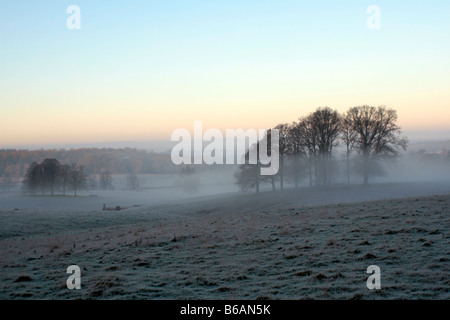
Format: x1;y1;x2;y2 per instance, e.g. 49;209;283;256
1;130;450;152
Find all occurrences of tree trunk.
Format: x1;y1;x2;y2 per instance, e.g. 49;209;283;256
346;150;350;185
314;158;319;187
327;154;331;186
363;149;369;185
321;154;327;186
329;158;332;185
308;160;313;187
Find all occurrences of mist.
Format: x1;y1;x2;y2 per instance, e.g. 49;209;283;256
1;138;448;212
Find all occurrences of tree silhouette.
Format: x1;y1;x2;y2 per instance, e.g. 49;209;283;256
288;121;310;187
58;164;72;196
99;169;114;190
126;172;140;191
291;108;341;187
235;130;277;193
70;164;87;196
23;162;41;196
23;160;88;196
342;114;357;185
235;142;261;193
346;106;408;185
274;123;290;190
310;107;341;186
39;159;61;196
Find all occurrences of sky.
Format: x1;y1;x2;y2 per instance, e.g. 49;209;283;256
1;0;449;148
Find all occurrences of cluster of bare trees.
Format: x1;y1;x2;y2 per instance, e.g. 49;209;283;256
99;169;114;191
236;105;408;192
23;159;143;195
0;148;177;181
126;172;140;191
98;170;140;191
23;159;87;196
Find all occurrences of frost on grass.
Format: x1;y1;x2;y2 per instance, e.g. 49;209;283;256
0;185;449;300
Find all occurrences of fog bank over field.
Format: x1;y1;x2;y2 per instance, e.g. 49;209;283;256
0;139;449;212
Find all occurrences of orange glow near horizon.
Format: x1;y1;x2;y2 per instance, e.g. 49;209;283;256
2;97;449;147
1;2;449;147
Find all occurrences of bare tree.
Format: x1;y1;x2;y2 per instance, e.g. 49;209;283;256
58;164;72;196
235;130;278;193
265;129;277;191
292;118;317;186
99;169;114;190
292;108;341;187
70;164;87;196
288;121;310;187
126;172;140;191
41;159;60;196
342;114;357;184
274;123;290;190
23;160;58;195
23;162;42;196
346;105;408;185
310;107;341;186
235;141;261;193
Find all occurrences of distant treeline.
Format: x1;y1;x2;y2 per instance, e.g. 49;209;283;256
0;148;176;178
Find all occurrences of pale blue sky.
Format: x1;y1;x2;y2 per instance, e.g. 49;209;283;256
1;1;449;146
